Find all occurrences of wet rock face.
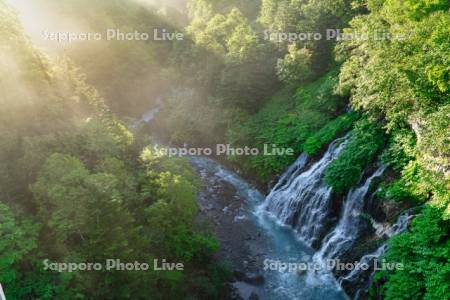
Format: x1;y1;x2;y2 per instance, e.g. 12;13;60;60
364;191;407;225
340;270;373;300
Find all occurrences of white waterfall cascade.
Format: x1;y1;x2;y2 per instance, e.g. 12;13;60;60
337;211;414;299
316;165;386;260
269;152;309;193
0;283;5;300
262;137;348;247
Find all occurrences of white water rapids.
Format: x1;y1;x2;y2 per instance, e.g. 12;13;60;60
137;107;412;300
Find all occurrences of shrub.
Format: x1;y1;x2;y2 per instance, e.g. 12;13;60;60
303;112;358;155
324;118;385;193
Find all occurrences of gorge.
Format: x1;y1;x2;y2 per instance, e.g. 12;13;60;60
141;108;413;300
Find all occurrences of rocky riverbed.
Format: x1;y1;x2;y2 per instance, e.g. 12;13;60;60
190;156;347;300
191;157;268;299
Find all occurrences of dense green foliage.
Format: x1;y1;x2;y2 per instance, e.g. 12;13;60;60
0;203;38;286
333;0;450;297
336;0;450;174
276;44;312;86
159;0;359;147
227;69;347;179
259;0;356;73
1;0;449;298
324;118;385;194
175;1;279;109
0;2;229;299
157;0;281;145
372;206;450;300
303;112;358;156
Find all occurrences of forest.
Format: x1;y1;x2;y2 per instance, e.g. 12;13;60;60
0;0;448;299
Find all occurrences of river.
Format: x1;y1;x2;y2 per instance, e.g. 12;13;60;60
137;106;412;300
190;156;348;300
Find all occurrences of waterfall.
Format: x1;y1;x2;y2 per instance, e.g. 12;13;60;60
263;137;348;247
0;283;5;300
316;166;386;260
251;133;416;299
338;211;414;299
190;154;347;300
269;152;309;194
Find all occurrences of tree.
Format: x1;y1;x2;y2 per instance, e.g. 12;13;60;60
0;202;37;284
276;44;313;86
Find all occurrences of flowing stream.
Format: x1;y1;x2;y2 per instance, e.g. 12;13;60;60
138;108;410;299
137;108;346;299
189;156;347;300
